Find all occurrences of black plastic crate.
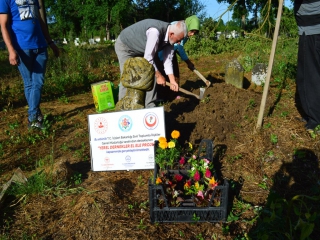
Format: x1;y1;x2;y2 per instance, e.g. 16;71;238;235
149;139;229;223
149;179;229;223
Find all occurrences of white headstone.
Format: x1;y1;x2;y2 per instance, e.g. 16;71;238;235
252;63;267;86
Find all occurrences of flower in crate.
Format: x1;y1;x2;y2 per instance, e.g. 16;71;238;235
156;177;162;184
205;169;212;178
193;171;200;181
171;130;180;139
187;157;213;181
179;156;185;165
197;190;204;200
154;136;221;207
155;130;182;170
174;174;183;182
208;176;218;189
184;179;192;189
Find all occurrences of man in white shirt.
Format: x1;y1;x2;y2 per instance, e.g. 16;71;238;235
115;19;187;108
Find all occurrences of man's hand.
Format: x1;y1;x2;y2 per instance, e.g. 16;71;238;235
8;50;19;66
155;71;166;86
168;74;179;92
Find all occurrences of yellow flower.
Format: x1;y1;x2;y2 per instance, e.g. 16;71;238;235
156;177;162;184
188;142;193;150
158;136;167;143
171;130;180;139
209;177;216;185
195;181;200;189
168;141;175;148
159;141;168;149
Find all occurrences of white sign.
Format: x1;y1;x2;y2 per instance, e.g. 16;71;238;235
88;107;166;171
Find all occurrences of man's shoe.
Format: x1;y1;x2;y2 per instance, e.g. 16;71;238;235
37;113;44;123
295;116;308;123
28;120;46;130
306;127;320;135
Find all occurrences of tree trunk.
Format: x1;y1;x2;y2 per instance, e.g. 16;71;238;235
106;23;110;40
241;15;246;31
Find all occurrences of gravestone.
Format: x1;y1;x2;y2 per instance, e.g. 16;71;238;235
88;38;96;45
225;59;244;88
252;63;267;86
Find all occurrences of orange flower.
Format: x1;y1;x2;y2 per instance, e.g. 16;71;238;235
158;136;167;143
209;177;218;189
159;141;168;149
184;180;191;189
209;177;216;185
171;130;180;139
156;177;162;184
168;141;175;148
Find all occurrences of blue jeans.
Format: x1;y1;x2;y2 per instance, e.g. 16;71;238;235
17;48;48;122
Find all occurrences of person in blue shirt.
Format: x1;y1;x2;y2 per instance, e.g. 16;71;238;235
0;0;59;130
157;15;200;101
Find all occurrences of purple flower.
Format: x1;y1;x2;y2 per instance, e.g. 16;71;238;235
194;170;200;181
205;169;211;178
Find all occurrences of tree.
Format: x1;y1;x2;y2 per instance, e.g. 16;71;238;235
45;0;205;41
216;0;279;34
46;0;82;39
136;0;205;22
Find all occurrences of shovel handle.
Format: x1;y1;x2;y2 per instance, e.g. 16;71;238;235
193;69;211;87
165;82;200;99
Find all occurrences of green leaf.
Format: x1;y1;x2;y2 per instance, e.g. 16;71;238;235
300;221;314;240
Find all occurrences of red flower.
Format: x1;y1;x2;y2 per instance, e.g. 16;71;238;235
194;170;200;181
174;174;183;181
205;169;211;178
179;157;185;165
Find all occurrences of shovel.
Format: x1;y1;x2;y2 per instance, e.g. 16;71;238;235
193;69;211;87
166;82;205;100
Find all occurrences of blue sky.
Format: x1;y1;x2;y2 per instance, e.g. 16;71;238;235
202;0;294;22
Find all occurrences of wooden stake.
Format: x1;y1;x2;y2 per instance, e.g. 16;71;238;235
256;0;284;130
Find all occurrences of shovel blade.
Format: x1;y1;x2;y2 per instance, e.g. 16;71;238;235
199;88;205;99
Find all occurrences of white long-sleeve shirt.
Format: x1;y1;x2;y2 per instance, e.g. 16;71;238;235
144;27;174;75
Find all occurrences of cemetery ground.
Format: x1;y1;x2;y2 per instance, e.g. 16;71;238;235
0;49;320;239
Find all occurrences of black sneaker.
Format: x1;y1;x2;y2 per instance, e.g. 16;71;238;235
28;120;46;130
295;116;308;123
37;113;44;123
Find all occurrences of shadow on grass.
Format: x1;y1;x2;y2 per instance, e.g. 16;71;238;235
248;148;320;239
